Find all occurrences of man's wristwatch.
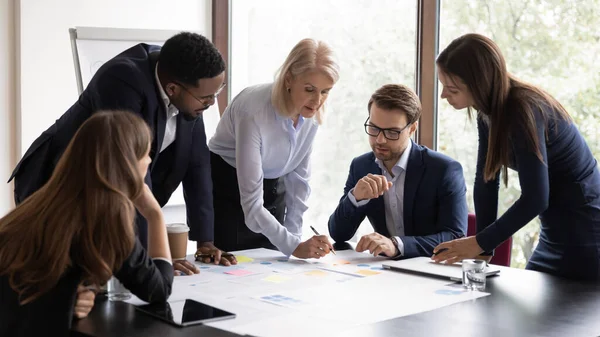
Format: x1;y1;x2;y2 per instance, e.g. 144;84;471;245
390;236;401;257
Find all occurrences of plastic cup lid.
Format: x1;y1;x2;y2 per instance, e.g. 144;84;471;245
166;223;190;233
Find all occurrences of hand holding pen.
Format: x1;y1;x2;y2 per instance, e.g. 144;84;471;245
309;226;336;255
291;226;336;259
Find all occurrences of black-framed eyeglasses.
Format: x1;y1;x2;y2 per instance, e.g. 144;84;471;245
174;81;226;105
364;117;410;141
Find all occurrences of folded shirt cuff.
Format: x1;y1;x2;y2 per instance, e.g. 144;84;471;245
394;236;405;257
347;189;370;207
263;223;302;257
153;257;173;265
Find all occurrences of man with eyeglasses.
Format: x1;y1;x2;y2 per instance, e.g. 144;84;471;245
328;84;467;259
9;32;236;277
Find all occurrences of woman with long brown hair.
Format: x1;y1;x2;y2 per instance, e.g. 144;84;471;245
0;111;174;335
431;34;600;281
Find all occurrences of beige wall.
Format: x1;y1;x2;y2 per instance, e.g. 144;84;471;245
0;0;212;217
19;0;212;154
0;0;18;216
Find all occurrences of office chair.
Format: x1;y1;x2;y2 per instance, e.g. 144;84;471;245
467;213;512;267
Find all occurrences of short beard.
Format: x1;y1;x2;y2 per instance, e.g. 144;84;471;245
372;142;408;166
375;151;401;165
181;110;200;121
181;105;209;121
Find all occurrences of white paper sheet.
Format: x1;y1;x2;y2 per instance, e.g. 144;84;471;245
125;248;490;336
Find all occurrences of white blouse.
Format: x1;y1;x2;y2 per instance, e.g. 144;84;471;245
208;83;318;256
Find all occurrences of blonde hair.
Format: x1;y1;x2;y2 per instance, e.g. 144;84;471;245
272;38;339;124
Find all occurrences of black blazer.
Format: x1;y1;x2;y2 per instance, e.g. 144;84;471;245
8;44;214;244
0;239;174;337
328;142;468;258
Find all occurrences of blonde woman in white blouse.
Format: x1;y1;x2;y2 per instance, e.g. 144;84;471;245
209;39;339;258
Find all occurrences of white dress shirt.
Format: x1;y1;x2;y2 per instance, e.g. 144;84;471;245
208;83;318;256
348;141;412;256
155;63;179;152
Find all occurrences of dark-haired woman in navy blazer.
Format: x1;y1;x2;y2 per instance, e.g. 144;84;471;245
432;33;600;281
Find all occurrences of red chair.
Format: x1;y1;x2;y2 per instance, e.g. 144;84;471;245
467;213;512;267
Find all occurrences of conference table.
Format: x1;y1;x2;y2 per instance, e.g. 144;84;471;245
72;244;600;337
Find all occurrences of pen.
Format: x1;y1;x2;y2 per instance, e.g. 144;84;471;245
309;226;336;255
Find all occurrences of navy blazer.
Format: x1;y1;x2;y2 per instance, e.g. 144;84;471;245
474;107;600;281
328;142;468;258
8;44;214;244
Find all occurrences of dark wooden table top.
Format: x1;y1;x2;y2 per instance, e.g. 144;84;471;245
72;298;241;337
72;244;600;337
341;266;600;337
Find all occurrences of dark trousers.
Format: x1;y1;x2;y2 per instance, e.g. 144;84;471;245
526;168;600;282
211;152;285;252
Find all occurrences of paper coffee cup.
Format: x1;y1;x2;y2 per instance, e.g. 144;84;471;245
166;223;189;260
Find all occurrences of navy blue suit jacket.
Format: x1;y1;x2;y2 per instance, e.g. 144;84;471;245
8;44;214;245
474;107;600;281
328;142;468;258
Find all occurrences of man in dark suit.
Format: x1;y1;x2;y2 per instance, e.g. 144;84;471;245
9;32;236;273
328;84;467;259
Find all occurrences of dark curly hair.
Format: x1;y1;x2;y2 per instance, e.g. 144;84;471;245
158;32;225;87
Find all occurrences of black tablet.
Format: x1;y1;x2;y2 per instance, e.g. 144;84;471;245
135;299;236;327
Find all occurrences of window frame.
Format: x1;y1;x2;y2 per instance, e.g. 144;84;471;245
212;0;441;144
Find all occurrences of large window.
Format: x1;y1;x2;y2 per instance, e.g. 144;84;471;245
231;0;417;241
437;0;600;267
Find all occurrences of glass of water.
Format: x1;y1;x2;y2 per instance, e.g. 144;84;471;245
462;259;486;291
107;276;132;301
